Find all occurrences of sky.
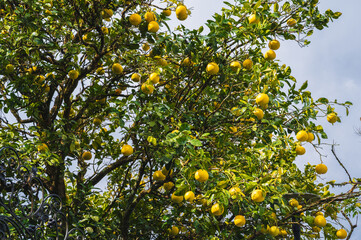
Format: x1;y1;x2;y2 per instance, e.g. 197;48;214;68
163;0;361;238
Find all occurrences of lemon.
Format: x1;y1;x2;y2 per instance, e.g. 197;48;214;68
295;145;306;155
82;151;92;160
336;229;347;239
195;169;209;182
131;73;141;82
327;113;337;123
142;43;150;51
234;215;246;227
176;5;188;21
206;62;219;75
184;191;195;202
169;226;179;236
5;64;14;74
121;144;133;156
315;164;328;174
307;132;315;142
248;14;260;24
296;130;308;142
314;215;326;227
144;12;156;23
163;182;174;191
243;59;253;70
251;189;265;202
153;170;166;181
181;57;193;67
141;83;155;94
255;93;269;106
102;9;113;19
129;13;142;26
148;21;159;33
254;108;264;120
68;70;79;80
171;193;183;203
280;229;287;236
149;73;160;84
230;61;241;72
93;118;102;126
269;226;279;236
287;18;297;27
289;198;299;207
163;8;171;16
264;49;276;60
112;63;123;74
211;203;224;216
268;39;280;50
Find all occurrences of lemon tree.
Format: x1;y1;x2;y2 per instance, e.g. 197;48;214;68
0;0;359;239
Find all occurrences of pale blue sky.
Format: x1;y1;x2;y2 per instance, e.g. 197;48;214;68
164;0;361;238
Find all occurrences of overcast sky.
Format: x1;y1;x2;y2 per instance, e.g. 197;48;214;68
164;0;361;238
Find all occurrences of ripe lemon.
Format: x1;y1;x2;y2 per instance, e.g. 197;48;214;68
82;151;92;160
315;212;324;216
211;203;224;216
268;39;280;50
251;189;265;202
327;113;337;123
264;49;276;60
5;64;14;74
230;61;241;72
287;18;297;27
296;130;308;142
93;118;102;126
255;93;269;106
248;14;260;24
148;21;159;33
169;226;179;236
68;70;79;80
102;9;113;19
149;73;160;84
295;145;306;155
314;215;326;227
234;215;246;227
307;132;315;142
280;229;287;236
163;182;174;191
131;73;141;82
144;12;156;23
269;226;279;236
206;62;219;75
176;5;188;21
315;164;327;174
184;191;195;202
141;83;155;94
181;57;193;67
289;198;299;207
253;108;264;120
243;59;253;70
153;170;166;181
163;8;171;16
195;169;209;182
336;229;347;239
142;43;150;51
112;63;123;74
129;13;142;26
171;193;183;203
121;144;133;156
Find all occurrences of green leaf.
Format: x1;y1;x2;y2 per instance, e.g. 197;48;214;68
189;139;202;147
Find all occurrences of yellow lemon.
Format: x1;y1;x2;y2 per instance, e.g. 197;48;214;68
254;108;264;120
184;191;195;202
82;151;92;160
255;93;269;106
307;132;315;142
163;9;171;16
296;130;308;142
112;63;123;74
248;14;260;24
68;70;79;80
295;145;306;155
289;198;299;207
102;9;113;19
93;118;102;126
129;13;142;26
171;193;183;203
149;73;160;84
163;182;174;191
131;73;141;82
336;229;347;239
141;83;155;94
264;49;276;60
234;215;246;227
121;144;133;156
230;61;241;72
269;226;279;236
211;203;224;216
243;59;253;70
314;215;326;227
144;12;156;23
195;169;209;182
287;18;297;27
176;5;188;21
268;39;280;50
169;226;179;236
206;62;219;75
251;189;265;202
327;113;337;123
148;21;159;33
153;170;166;181
5;64;14;74
315;164;328;174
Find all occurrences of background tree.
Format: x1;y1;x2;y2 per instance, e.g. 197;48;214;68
0;0;360;239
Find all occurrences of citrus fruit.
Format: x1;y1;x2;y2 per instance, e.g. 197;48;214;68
255;93;269;106
211;203;224;216
144;12;156;22
296;130;308;142
149;73;160;84
131;73;141;82
129;13;142;26
229;187;244;197
148;21;159;33
112;63;123;74
169;226;179;236
153;170;166;181
163;9;171;16
121;144;133;156
195;169;209;182
206;62;219;75
327;113;337;123
289;198;299;207
336;229;347;239
264;49;276;60
234;215;246;227
307;132;315;142
315;164;328;174
163;182;174;191
248;14;260;24
82;151;92;160
93;118;102;126
230;61;241;72
269;226;279;236
171;193;183;203
287;18;297;27
254;108;264;120
141;83;155;94
314;215;326;227
251;189;265;202
295;145;306;155
176;5;188;21
243;59;253;70
5;64;14;74
184;191;195;202
68;70;79;80
268;39;280;50
102;9;113;19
